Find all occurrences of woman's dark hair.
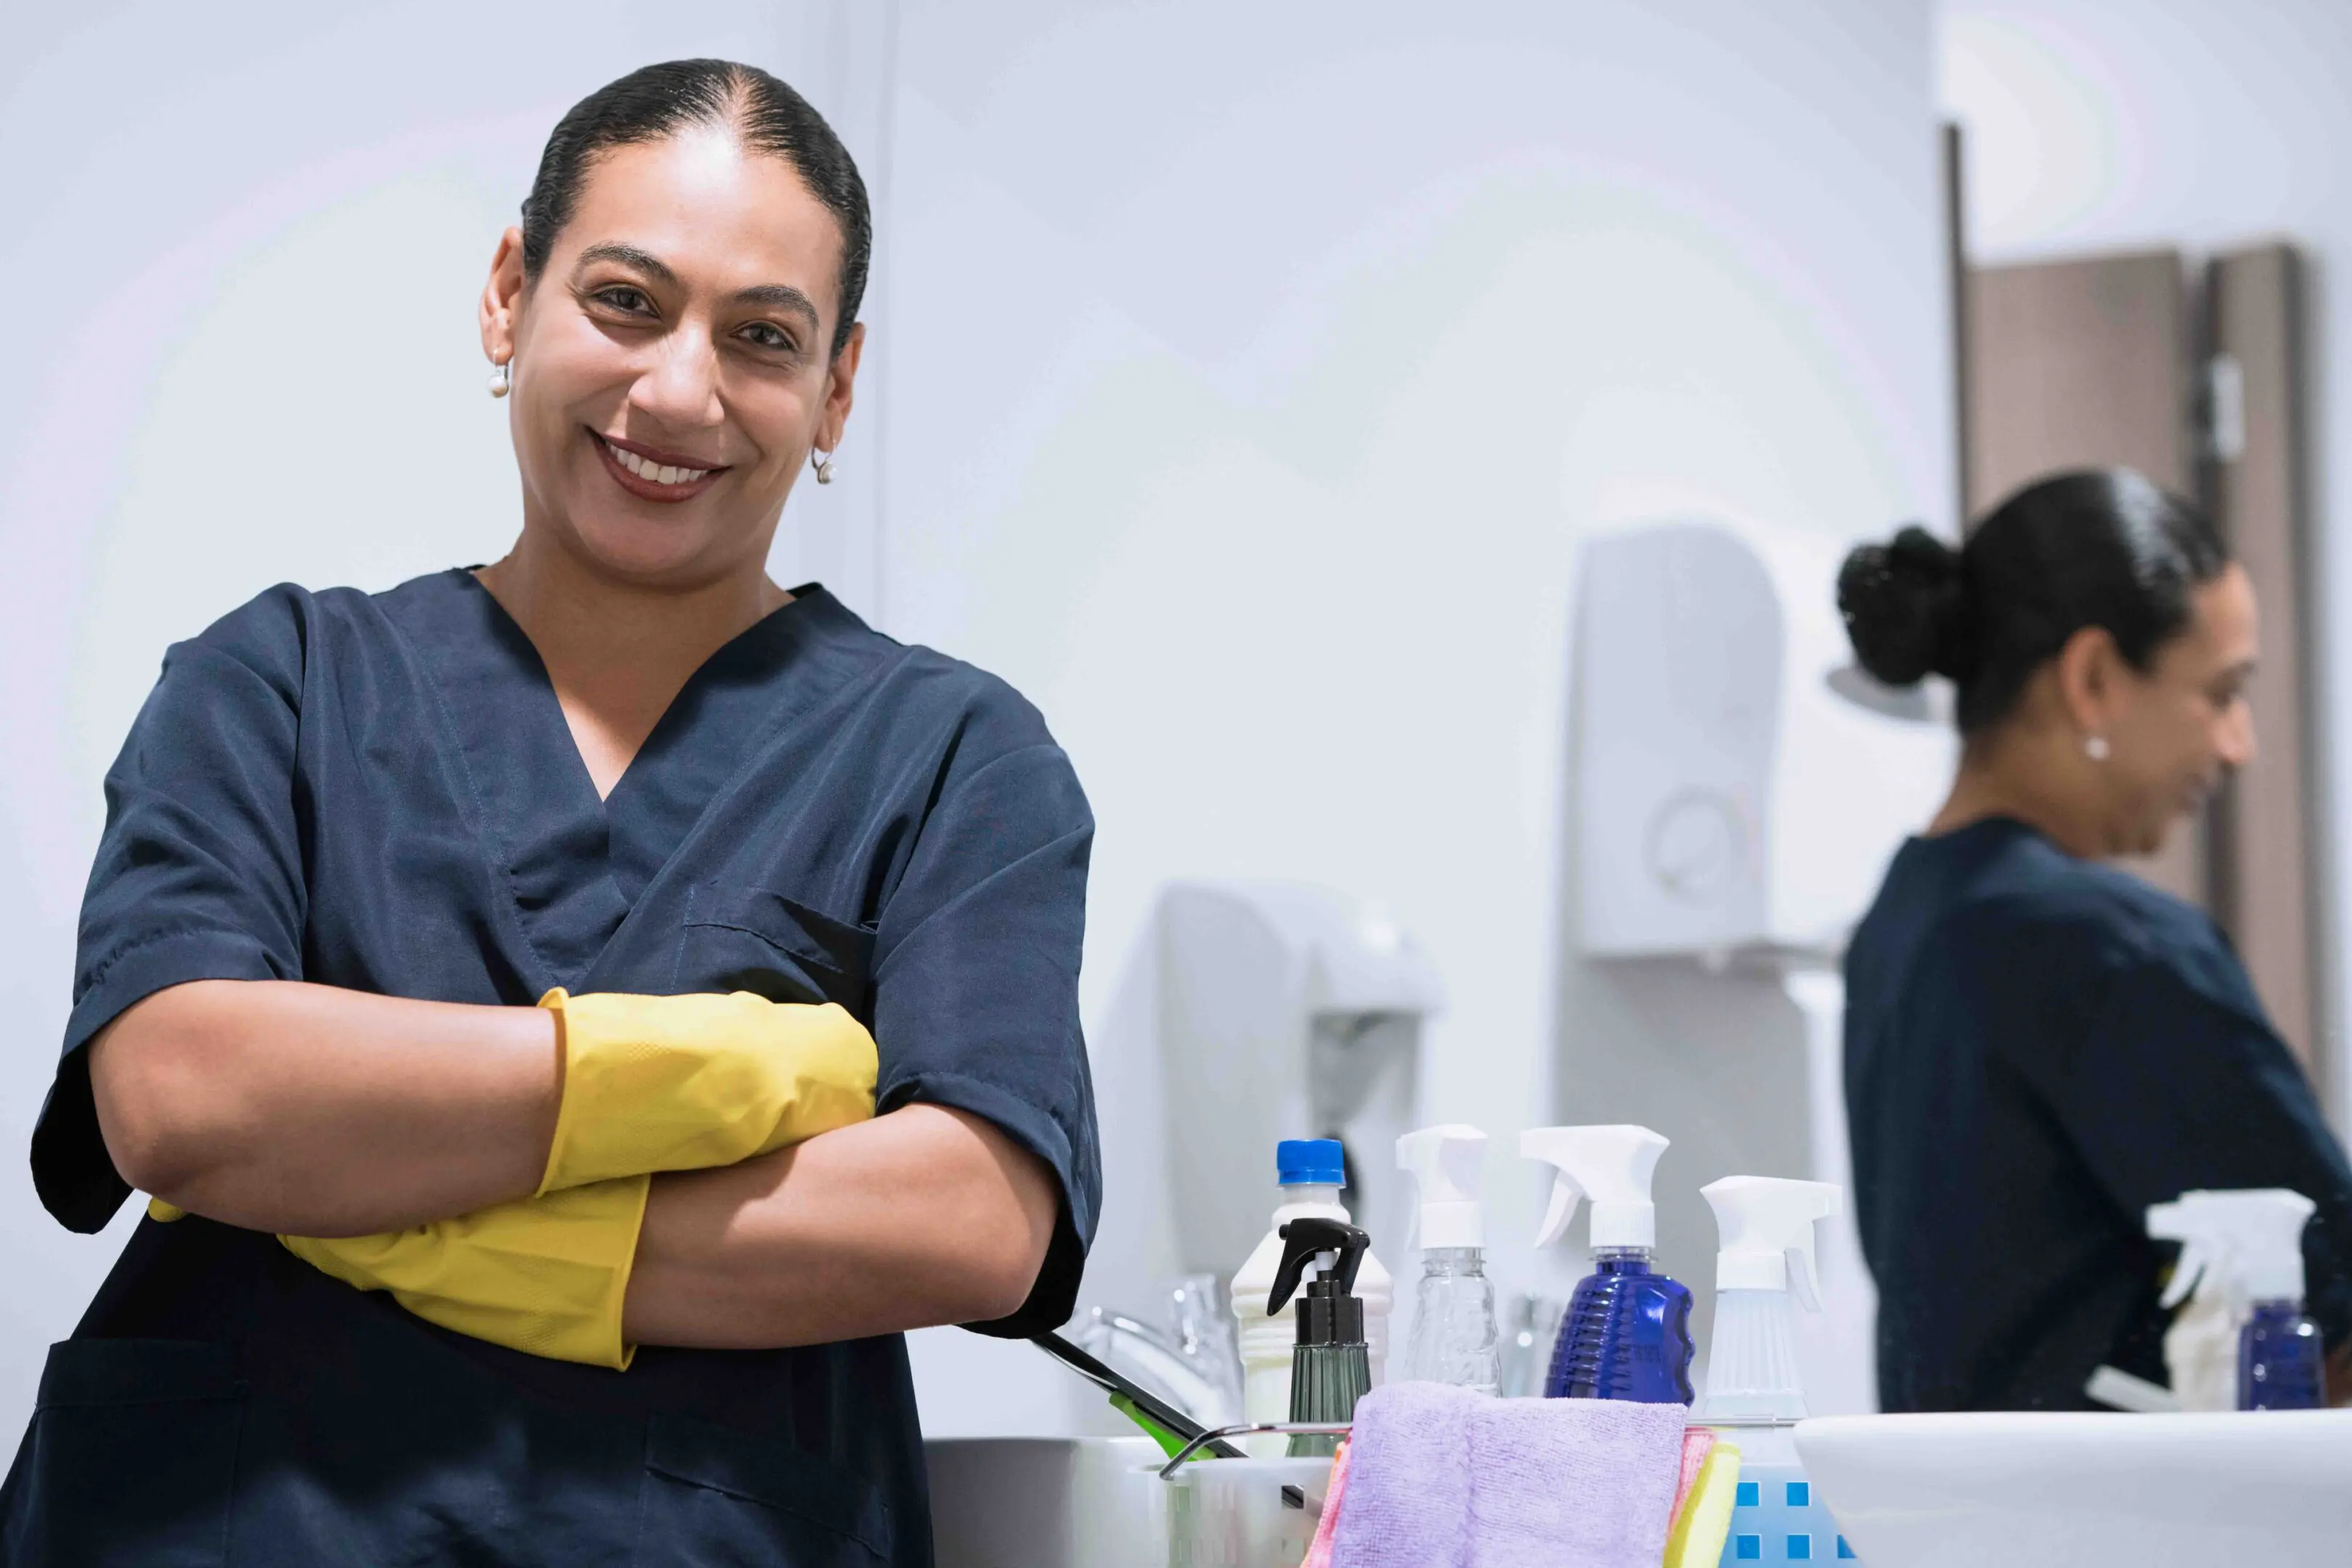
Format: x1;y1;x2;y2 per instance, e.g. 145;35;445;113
1837;468;2231;735
520;60;870;357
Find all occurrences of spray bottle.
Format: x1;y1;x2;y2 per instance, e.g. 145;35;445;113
1266;1217;1374;1457
1232;1140;1393;1453
1696;1176;1857;1564
1521;1124;1694;1402
2152;1188;2324;1412
1396;1125;1499;1393
2146;1193;2242;1411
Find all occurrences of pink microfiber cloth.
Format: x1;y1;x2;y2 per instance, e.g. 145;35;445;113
1301;1438;1352;1568
1669;1427;1718;1532
1327;1383;1689;1568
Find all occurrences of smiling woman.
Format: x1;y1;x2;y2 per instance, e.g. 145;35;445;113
3;61;1099;1568
1834;470;2352;1416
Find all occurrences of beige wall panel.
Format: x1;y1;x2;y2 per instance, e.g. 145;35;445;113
1963;250;2204;906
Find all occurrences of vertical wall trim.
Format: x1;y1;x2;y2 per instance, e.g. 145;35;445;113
1943;122;1971;531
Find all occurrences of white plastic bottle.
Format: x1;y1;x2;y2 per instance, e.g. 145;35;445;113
1697;1175;1860;1566
1396;1124;1498;1394
1232;1139;1391;1455
2146;1194;2242;1411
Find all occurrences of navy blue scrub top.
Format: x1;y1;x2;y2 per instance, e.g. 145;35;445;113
1845;815;2352;1412
4;569;1101;1567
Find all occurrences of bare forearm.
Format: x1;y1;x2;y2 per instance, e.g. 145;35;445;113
89;979;558;1235
622;1104;1057;1349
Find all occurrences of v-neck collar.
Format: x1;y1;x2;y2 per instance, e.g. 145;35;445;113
385;568;886;991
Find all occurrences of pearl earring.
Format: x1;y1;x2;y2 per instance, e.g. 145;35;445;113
811;448;835;485
2085;734;2111;761
487;359;512;399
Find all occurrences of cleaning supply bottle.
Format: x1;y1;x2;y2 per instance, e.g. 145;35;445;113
2146;1193;2244;1411
1695;1175;1842;1421
1396;1124;1499;1393
1233;1139;1392;1452
1521;1124;1694;1403
1266;1217;1374;1457
1696;1175;1861;1566
2150;1188;2325;1411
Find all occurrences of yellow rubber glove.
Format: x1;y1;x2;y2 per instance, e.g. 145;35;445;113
280;1175;650;1371
535;989;878;1195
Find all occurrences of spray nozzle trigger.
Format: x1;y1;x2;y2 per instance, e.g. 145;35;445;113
2148;1189;2314;1311
1396;1124;1487;1251
1519;1125;1667;1250
1787;1242;1823;1313
2149;1201;2210;1308
1534;1169;1587;1249
1701;1175;1841;1310
1267;1217;1370;1318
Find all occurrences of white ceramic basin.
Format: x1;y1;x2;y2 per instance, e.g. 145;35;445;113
1794;1410;2352;1568
924;1436;1336;1568
925;1436;1165;1568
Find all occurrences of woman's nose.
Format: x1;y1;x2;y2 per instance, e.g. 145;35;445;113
636;330;724;428
2218;701;2258;770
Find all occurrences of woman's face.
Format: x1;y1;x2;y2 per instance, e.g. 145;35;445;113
479;126;861;588
2096;565;2260;856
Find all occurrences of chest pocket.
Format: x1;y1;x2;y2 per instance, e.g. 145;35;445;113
677;884;876;1024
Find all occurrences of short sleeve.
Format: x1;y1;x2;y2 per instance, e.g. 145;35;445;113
869;738;1099;1339
33;595;312;1233
2001;957;2352;1349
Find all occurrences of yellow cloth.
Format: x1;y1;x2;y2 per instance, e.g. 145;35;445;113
535;988;878;1194
280;1175;651;1371
1661;1442;1741;1568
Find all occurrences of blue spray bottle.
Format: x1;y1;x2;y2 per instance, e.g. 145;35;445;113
1521;1124;1694;1402
2154;1188;2325;1411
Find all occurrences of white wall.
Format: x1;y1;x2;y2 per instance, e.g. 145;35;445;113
880;0;1953;1429
0;0;1953;1442
1940;0;2352;1130
0;0;884;1437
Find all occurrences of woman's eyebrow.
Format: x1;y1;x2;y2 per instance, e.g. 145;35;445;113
733;283;819;331
574;242;678;287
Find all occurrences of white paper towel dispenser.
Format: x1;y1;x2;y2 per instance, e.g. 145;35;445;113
1574;518;1956;959
1155;883;1445;1276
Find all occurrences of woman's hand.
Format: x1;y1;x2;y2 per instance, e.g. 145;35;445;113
89;979;562;1236
622;1103;1059;1348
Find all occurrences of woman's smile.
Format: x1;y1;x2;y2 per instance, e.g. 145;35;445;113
590;428;728;503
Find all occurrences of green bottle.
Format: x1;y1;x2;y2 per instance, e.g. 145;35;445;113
1266;1217;1373;1458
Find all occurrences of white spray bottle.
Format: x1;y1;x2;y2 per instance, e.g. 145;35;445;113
1697;1175;1842;1421
2151;1188;2324;1411
1396;1124;1498;1393
1698;1175;1854;1561
2147;1193;2242;1411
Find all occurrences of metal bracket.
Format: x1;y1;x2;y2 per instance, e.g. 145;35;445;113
1156;1422;1353;1478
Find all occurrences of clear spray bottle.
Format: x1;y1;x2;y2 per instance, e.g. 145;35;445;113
1396;1124;1499;1394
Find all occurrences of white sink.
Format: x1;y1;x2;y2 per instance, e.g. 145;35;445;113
924;1436;1335;1568
1794;1410;2352;1568
925;1436;1166;1568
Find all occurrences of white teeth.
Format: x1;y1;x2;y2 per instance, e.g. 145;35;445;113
604;438;709;486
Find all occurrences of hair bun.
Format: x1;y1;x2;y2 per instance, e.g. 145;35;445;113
1836;524;1968;687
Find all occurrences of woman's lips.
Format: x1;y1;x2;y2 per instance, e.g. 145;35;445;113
590;430;727;504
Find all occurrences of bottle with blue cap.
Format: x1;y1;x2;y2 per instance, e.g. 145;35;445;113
1231;1139;1392;1454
